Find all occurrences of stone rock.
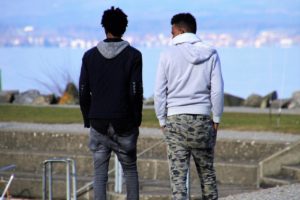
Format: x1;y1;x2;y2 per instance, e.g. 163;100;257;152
144;96;154;105
260;91;278;108
271;99;292;109
13;90;41;104
288;91;300;109
243;94;263;107
32;94;56;105
0;90;19;103
58;82;79;105
224;93;244;107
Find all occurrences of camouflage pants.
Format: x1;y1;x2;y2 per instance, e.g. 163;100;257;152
164;114;218;200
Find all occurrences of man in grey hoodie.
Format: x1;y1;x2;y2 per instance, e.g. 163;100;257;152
154;13;224;200
79;7;143;200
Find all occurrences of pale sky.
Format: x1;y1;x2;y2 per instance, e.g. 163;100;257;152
0;0;299;34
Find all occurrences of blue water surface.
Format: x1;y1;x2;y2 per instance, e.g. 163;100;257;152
0;46;299;99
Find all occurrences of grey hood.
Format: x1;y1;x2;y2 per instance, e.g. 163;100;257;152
172;33;216;64
97;40;129;59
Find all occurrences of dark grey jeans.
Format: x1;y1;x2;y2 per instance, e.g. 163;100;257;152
89;124;139;200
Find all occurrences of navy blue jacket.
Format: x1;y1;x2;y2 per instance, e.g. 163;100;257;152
79;39;143;132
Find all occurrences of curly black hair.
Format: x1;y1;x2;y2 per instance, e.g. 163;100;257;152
171;13;197;34
101;6;128;37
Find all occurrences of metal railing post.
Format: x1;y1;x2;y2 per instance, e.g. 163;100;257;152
48;162;53;200
66;161;71;200
42;162;47;200
70;159;77;200
0;174;14;200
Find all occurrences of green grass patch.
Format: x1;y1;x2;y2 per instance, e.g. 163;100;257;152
0;104;299;134
142;108;300;134
220;112;300;134
0;104;83;124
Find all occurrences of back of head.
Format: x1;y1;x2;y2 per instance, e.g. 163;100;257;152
171;13;197;34
101;6;128;37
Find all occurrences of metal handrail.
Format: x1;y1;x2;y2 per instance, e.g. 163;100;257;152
76;139;164;197
0;175;14;200
0;165;16;172
0;164;16;200
43;158;77;200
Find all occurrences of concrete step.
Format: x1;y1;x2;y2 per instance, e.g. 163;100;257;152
140;139;288;162
214;139;288;162
107;180;257;200
260;163;300;188
260;173;300;188
142;158;259;186
0;150;259;185
0;130;289;161
215;162;258;186
1;171;257;200
260;176;291;188
282;164;300;181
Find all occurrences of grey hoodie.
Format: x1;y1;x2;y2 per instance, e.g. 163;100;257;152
97;40;129;59
154;33;224;126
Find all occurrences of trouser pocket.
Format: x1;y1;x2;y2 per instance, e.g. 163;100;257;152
117;127;139;154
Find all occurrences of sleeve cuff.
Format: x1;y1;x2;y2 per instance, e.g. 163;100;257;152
213;116;221;123
84;118;90;128
159;118;166;127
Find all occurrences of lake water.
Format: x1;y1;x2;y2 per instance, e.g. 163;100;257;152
0;46;299;99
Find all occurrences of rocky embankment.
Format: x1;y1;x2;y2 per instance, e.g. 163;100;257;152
1;82;300;109
0;82;78;105
145;90;300;109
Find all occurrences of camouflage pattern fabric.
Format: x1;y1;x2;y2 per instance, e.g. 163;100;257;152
164;114;218;200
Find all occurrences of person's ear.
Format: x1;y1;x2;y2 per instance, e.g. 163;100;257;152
180;28;186;34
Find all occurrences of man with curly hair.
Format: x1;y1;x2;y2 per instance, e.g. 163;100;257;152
79;7;143;200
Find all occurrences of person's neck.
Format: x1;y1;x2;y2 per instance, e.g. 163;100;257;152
106;32;121;39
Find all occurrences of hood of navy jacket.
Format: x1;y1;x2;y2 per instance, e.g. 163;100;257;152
172;33;216;64
97;40;129;59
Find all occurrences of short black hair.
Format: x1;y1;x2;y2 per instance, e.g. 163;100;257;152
171;13;197;34
101;7;128;37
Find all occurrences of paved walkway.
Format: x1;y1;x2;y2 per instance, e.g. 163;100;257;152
1;122;300;143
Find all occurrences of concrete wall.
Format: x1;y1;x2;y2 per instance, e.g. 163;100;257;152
0;127;290;198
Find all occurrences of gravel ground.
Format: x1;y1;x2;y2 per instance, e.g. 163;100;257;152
220;183;300;200
6;184;300;200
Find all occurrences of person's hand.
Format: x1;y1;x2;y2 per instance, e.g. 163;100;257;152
212;122;219;133
160;125;166;132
